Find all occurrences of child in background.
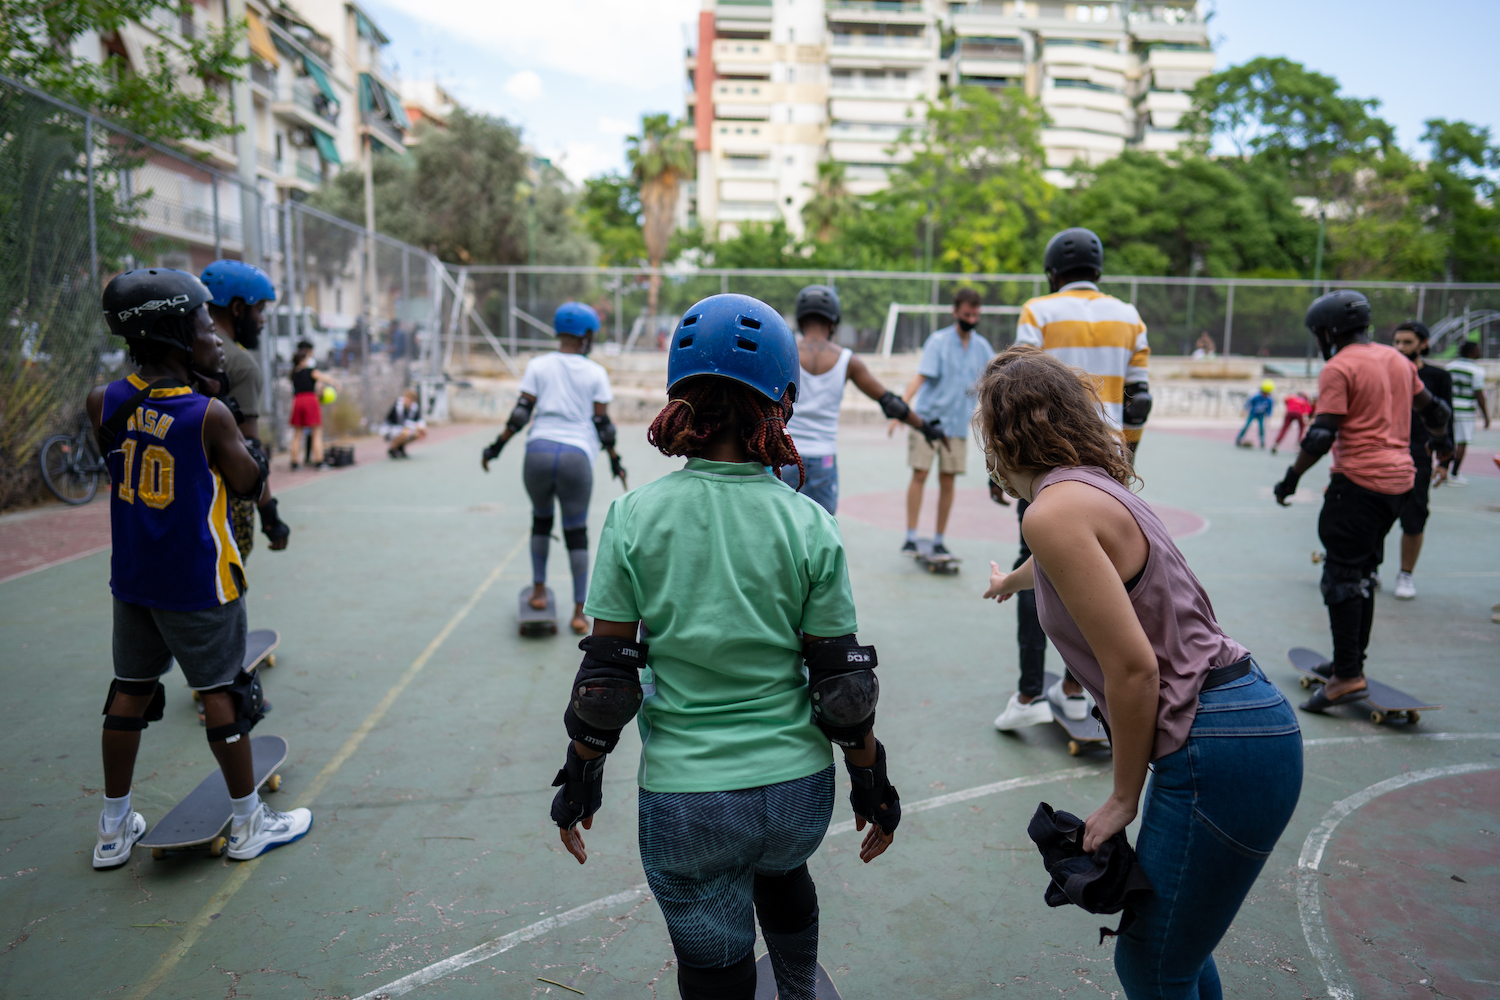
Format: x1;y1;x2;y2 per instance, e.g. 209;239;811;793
1236;380;1275;449
1272;390;1313;455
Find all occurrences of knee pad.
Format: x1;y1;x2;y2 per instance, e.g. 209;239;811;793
753;864;819;934
203;669;267;743
101;679;165;732
563;526;588;551
803;636;878;748
531;515;554;538
676;952;756;1000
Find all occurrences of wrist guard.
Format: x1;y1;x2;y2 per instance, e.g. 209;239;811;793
609;452;627;483
258;497;290;543
593;413;617;450
1273;465;1301;506
1122;382;1152;428
1421;395;1452;440
507;396;534;435
481;436;506;468
878;391;910;422
230;437;270;502
804;635;879;748
919;418;946;446
551;742;605;829
845;739;900;835
563;636;647;753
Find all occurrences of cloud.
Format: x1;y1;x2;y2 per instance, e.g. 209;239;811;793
503;70;544;102
375;0;700;90
597;116;634;137
542;140;621;185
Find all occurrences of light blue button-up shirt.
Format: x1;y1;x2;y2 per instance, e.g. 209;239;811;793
912;325;996;439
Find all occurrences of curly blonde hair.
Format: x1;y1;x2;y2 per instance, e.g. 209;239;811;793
971;345;1138;489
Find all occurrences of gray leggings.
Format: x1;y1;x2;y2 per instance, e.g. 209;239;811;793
523;439;593;605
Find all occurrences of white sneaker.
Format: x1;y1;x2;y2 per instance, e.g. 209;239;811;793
993;692;1054;730
1393;572;1416;600
227;801;313;860
93;812;146;870
1448;474;1469;487
1047;679;1094;722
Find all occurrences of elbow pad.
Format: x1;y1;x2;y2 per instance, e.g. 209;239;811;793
563;636;647;753
506;397;534;435
878;391;911;422
1300;422;1337;459
229;438;270;502
1421;396;1452;439
1122;382;1152;428
804;635;879;748
592;413;617;450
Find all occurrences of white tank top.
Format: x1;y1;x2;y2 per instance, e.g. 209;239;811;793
786;347;851;458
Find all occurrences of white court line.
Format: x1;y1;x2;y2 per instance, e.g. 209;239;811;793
826;765;1105;836
1295;762;1499;1000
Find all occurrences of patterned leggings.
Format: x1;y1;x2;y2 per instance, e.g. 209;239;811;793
639;765;834;1000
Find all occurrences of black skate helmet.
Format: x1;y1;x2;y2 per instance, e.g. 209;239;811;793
795;284;841;327
102;268;212;348
1305;290;1370;360
1043;228;1104;286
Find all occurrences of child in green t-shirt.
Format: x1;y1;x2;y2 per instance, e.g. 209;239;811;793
547;294;902;1000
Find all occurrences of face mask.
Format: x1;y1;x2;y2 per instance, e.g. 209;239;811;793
957;318;977;333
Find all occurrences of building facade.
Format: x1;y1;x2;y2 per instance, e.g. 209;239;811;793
687;0;1215;237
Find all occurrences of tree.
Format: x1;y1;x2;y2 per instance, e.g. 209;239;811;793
627;113;694;320
580;173;646;267
1420;119;1500;282
801;160;855;243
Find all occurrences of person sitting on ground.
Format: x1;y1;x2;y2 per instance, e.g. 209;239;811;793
88;268;312;869
1271;390;1313;454
289;340;340;470
382;389;427;459
981;345;1303;1000
549;293;898;1000
1236;381;1275;449
781;284;945;514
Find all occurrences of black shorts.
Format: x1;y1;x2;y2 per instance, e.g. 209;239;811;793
1398;462;1431;536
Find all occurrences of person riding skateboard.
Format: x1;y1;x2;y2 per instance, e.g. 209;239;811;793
480;302;626;634
1273;291;1452;711
88;268;312;869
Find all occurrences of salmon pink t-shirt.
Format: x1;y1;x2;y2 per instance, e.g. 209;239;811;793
1316;342;1423;495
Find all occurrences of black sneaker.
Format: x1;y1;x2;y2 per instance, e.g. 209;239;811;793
900;540;918;553
931;542;951;556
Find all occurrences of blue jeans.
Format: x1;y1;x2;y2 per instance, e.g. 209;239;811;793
1236;413;1266;445
1114;664;1303;999
780;454;837;514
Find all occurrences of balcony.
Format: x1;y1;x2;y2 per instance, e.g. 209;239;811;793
721;154;773;175
712;39;775;70
717;200;781;222
716;0;772;30
272;79;339;136
1040;40;1130;72
713;81;773;102
829;32;932;64
363;111;406;152
824;0;929;25
257;148;280;176
1138;88;1191;129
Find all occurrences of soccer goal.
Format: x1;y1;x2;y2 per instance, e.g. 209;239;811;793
879;303;1022;356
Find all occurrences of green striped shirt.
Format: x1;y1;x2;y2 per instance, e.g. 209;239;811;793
1447;359;1484;414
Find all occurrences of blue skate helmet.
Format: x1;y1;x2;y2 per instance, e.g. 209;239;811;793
554;301;601;336
667;293;798;404
201;259;276;307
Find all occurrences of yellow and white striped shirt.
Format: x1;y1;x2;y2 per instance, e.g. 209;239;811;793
1014;281;1150;442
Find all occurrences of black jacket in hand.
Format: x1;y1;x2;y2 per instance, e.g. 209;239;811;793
1027;801;1154;943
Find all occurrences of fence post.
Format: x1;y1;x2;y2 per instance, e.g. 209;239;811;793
614;278;622;343
1129;278;1137;306
1415;285;1426;323
508;268;517;355
930;276;938;334
721;272;729;294
1222;281;1235;356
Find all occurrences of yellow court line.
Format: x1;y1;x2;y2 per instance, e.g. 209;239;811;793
126;534;527;1000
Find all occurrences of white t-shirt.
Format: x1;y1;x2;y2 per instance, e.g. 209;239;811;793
518;352;614;458
785;347;851;457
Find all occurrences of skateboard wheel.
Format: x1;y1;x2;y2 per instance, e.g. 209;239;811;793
1370;710;1386;725
209;836;227;857
191;690;202;702
265;774;281;793
264;654;276;668
1299;676;1312;689
1406;711;1420;725
150;848;166;860
1067;740;1081;757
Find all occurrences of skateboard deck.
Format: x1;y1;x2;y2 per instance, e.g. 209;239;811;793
752;954;842;1000
1288;647;1440;725
911;538;960;575
518;586;558;637
245;628;279;670
1044;671;1110;755
139;734;288;858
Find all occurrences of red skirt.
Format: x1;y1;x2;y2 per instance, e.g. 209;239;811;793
290;391;322;427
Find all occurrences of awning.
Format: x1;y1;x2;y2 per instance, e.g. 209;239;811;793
359;73;409;132
304;57;338;104
313;129;341;165
247;12;280;67
383;82;411;130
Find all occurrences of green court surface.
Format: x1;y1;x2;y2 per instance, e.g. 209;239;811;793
2;422;1497;998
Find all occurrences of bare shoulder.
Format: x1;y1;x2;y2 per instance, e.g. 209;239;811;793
1026;481;1128;544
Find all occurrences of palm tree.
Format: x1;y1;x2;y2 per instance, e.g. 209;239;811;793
802;159;855;242
627;113;694;324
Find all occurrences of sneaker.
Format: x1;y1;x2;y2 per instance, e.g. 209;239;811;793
1046;679;1093;722
227;802;313;860
1393;572;1416;600
931;542;950;556
1448;474;1469;486
993;692;1054;730
93;812;146;870
900;540;918;553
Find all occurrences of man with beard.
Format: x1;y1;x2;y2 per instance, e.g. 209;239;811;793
1390;321;1453;600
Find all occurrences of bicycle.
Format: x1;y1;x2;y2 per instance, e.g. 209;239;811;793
39;415;108;505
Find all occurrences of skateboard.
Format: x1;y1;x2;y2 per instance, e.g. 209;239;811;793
518;586;558;637
193;628;279;719
910;538;960;575
1043;671;1110;756
753;953;842;999
1288;647;1440;725
139;734;288;859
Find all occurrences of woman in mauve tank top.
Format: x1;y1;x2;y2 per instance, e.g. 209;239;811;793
976;346;1303;1000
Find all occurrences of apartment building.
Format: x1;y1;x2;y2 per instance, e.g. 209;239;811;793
687;0;1214;237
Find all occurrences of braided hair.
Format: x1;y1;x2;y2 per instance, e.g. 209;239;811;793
648;376;805;490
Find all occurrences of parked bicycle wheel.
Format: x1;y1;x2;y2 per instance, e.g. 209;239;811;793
39;434;101;505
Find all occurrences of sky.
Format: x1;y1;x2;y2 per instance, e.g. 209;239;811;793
362;0;1500;184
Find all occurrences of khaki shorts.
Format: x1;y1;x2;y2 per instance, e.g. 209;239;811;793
908;427;966;475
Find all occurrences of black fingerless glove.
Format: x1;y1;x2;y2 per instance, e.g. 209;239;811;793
258;497;290;544
481;437;505;468
845;739;900;835
610;452;627;482
550;743;605;830
1273;466;1301;506
920;418;946;446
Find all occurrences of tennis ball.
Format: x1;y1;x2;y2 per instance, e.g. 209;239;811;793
320;386;337;405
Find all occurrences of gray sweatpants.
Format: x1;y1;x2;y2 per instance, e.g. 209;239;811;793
523;438;594;605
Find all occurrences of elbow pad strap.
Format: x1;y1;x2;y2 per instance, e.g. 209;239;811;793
804;635;879;748
229;438;270;502
563;636;648;753
506;397;534;435
1421;396;1452;439
1300;423;1337;459
878;391;910;422
1122;382;1152;428
592;414;617;450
